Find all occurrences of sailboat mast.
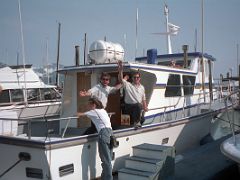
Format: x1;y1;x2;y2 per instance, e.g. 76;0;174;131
84;33;87;65
18;0;27;104
135;8;138;59
201;0;206;102
46;38;49;84
56;23;61;87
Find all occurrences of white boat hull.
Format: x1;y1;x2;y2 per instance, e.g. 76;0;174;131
0;112;214;180
221;134;240;165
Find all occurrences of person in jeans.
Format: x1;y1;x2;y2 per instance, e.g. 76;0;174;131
118;61;148;127
77;97;113;180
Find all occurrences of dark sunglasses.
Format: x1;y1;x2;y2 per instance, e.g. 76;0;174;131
101;78;110;81
133;76;140;79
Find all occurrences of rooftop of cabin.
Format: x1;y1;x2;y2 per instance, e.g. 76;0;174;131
135;52;216;62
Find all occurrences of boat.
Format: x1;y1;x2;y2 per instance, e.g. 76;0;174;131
0;39;238;179
0;5;238;180
220;90;240;172
0;64;62;136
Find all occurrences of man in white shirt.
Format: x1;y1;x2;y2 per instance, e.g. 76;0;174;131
118;61;148;127
77;97;113;180
79;72;121;134
79;72;121;108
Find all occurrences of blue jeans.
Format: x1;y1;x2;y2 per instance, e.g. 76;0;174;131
98;128;113;180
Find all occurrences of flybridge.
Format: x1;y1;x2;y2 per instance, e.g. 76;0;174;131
135;52;216;62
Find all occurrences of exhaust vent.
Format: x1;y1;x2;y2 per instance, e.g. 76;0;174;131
59;163;74;177
26;167;43;179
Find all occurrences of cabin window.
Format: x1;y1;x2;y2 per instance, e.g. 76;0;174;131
40;88;61;101
0;90;10;103
183;75;196;95
27;89;40;102
165;74;181;97
10;89;24;102
157;59;191;67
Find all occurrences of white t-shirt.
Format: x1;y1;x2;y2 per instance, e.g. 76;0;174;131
123;79;146;104
84;109;112;133
89;83;117;108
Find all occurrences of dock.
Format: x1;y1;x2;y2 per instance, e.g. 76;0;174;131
174;135;239;179
112;135;240;180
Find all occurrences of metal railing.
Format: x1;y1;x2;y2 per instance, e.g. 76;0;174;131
222;89;240;145
1;88;238;140
147;89;221;123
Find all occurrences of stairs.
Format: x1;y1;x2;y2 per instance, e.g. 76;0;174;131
118;143;175;180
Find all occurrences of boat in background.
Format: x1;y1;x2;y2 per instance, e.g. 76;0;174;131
0;64;62;136
220;90;240;173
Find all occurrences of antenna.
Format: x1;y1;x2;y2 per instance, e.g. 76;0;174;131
164;4;172;54
152;4;180;54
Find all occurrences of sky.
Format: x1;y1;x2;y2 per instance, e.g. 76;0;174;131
0;0;240;78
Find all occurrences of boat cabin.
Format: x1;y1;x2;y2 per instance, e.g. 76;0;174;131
59;48;216;135
0;65;61;107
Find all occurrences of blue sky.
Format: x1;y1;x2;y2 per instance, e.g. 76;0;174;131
0;0;240;77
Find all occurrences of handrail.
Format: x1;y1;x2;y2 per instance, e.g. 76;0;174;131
148;89;216;112
2;89;238;139
222;89;240;145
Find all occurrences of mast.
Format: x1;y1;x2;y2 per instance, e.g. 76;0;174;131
164;4;172;54
84;33;87;65
201;0;206;102
237;44;240;106
18;0;27;104
194;28;197;52
135;8;139;59
237;44;239;72
46;38;49;84
55;23;61;87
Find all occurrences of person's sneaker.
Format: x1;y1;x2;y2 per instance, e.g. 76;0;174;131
134;123;142;129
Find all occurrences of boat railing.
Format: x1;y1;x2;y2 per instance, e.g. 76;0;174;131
148;89;220;122
1;89;238;140
1;113;114;139
0;100;62;119
0;116;79;139
222;89;240;145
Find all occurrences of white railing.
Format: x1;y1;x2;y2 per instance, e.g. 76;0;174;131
148;89;221;123
222;89;240;145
